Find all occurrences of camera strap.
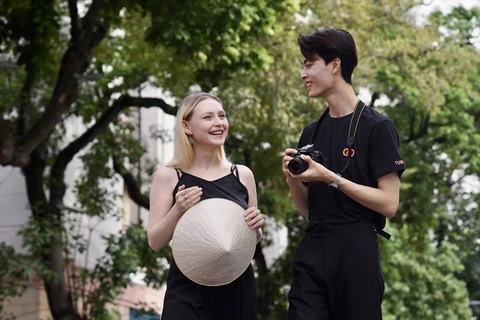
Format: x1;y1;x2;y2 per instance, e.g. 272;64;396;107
310;99;392;240
309;99;366;175
340;99;366;174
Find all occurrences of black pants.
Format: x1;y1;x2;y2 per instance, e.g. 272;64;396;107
162;259;257;320
288;228;384;320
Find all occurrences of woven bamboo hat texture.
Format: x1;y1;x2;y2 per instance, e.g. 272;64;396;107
172;198;257;286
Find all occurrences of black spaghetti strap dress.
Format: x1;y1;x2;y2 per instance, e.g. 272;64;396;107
161;164;258;320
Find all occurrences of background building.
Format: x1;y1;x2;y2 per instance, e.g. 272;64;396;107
0;86;175;319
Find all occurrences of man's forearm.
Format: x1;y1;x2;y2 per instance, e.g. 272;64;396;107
287;178;309;219
332;172;400;218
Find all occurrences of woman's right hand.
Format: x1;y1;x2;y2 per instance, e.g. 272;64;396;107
174;184;203;214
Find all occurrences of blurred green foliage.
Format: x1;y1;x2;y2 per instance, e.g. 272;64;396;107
0;0;479;319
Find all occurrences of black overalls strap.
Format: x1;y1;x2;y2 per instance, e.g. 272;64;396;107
311;100;391;240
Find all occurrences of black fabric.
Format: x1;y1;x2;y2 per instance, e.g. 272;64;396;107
288;102;404;319
163;263;257;320
288;228;384;320
231;163;240;179
297;103;405;231
162;167;257;320
172;166;249;210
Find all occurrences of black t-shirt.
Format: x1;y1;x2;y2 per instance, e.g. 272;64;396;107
297;104;405;230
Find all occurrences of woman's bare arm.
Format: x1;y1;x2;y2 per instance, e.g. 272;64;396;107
147;167;202;251
237;165;264;242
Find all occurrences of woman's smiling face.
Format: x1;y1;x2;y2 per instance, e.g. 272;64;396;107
183;98;229;147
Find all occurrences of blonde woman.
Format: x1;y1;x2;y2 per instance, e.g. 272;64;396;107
148;92;264;320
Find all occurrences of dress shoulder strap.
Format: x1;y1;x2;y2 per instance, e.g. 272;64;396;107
175;168;182;180
231;164;240;180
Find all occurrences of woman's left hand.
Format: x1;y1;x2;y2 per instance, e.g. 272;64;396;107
244;207;265;230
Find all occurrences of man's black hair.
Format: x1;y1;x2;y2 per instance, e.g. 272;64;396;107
298;28;358;84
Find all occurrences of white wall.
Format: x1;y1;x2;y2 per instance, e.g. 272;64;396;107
59;115;124;270
0;86;175;270
0;166;31;254
128;86;175;229
262;217;288;269
0;86;174;318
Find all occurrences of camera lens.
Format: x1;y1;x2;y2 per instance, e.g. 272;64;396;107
288;157;309;174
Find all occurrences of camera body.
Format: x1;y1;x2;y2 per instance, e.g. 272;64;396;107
288;144;325;174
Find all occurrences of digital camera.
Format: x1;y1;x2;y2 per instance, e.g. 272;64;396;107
288;144;325;175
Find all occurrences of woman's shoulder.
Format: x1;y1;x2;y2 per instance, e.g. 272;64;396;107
234;164;253;174
152;166;180;185
234;164;255;182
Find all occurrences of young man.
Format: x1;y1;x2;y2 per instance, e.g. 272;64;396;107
282;28;405;320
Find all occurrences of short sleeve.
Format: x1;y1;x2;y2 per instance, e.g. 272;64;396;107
296;121;317;149
368;120;405;180
297;129;309;149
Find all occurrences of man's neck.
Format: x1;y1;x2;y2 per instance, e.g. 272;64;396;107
323;85;358;118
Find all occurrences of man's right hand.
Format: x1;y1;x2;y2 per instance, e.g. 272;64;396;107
282;148;298;179
282;148;309;218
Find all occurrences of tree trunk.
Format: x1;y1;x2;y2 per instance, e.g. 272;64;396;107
254;242;272;319
0;0;108;167
24;148;80;320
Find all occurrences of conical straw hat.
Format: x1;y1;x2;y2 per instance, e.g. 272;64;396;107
172;198;257;286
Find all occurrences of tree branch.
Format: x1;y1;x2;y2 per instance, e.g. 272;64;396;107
406;113;430;143
10;0;108;167
89;25;108;51
112;157;150;210
24;147;79;319
49;93;171;214
68;0;79;41
79;0;105;40
254;241;271;319
51;95;175;185
0;117;14;165
127;96;177;115
47;94;172;220
469;109;480;124
17;66;37;138
370;92;380;107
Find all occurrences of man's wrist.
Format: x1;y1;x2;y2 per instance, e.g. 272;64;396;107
328;173;342;188
286;176;301;186
325;171;337;184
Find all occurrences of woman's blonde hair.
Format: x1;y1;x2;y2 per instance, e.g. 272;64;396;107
166;92;228;169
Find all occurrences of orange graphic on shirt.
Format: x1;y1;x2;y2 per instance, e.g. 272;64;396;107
342;148;355;157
